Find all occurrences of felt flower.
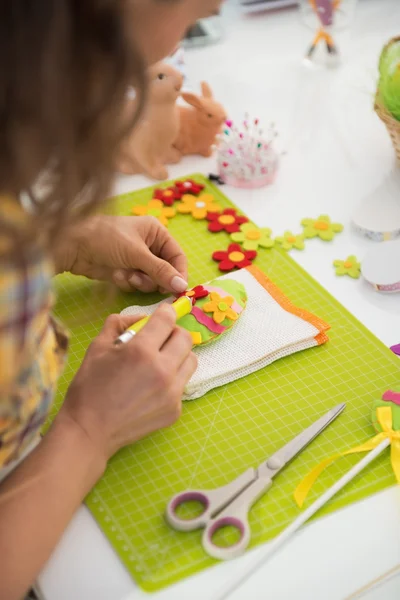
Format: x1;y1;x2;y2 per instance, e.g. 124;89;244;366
333;255;361;279
177;285;209;305
132;199;175;227
153;187;182;206
207;209;249;234
177;193;221;220
231;223;274;251
203;292;238;324
189;332;202;345
275;231;305;251
212;243;257;272
174;179;205;195
301;215;343;241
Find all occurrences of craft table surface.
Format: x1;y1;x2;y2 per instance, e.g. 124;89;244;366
38;1;400;599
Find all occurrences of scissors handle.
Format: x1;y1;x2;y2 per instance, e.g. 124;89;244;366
165;468;256;532
202;475;272;561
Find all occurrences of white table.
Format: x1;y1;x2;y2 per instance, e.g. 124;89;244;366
38;2;400;599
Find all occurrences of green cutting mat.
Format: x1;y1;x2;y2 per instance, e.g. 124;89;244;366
52;174;400;592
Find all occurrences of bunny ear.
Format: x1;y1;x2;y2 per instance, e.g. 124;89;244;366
201;82;213;99
181;92;204;110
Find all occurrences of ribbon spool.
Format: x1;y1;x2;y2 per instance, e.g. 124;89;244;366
361;239;400;293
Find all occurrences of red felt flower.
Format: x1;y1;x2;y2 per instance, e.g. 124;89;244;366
207;208;249;234
212;243;257;272
174;179;205;196
177;285;209;304
153;187;182;206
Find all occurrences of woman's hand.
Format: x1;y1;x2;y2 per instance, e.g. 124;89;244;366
58;307;197;461
54;215;188;295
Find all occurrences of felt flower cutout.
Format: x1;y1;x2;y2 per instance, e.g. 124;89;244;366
231;223;274;251
177;193;221;220
301;215;343;241
132;199;175;227
275;231;305;251
174;179;205;195
153;187;182;206
333;255;361;279
212;243;257;272
177;285;209;304
203;292;238;324
207;208;249;234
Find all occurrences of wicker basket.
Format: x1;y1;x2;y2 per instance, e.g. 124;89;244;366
375;97;400;162
375;36;400;162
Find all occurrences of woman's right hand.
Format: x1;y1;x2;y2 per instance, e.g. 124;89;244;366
58;305;197;462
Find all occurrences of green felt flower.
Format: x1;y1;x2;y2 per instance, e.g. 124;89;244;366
301;215;343;241
275;231;305;251
231;223;274;251
333;255;361;279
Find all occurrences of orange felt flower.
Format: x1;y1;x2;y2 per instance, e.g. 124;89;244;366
132;199;176;227
177;193;221;220
203;292;238;324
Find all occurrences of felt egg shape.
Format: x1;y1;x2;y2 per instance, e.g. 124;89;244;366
178;278;247;346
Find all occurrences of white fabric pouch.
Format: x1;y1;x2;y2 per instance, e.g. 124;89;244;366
121;266;329;401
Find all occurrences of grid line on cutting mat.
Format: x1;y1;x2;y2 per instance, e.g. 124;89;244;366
50;174;400;592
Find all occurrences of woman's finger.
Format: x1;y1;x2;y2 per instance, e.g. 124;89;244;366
176;352;198;385
134;304;177;349
113;269;158;293
112;270;136;292
131;247;187;294
127;271;158;293
160;326;193;369
98;313;147;341
149;232;188;283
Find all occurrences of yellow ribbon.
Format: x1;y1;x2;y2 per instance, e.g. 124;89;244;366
294;406;400;508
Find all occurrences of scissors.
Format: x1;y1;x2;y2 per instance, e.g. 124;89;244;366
165;403;345;560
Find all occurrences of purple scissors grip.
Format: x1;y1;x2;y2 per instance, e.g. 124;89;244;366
207;517;245;547
171;492;209;515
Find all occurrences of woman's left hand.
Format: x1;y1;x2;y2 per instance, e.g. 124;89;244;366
55;215;188;294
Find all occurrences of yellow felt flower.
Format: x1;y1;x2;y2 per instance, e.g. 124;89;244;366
177;193;221;220
132;199;176;227
203;292;238;324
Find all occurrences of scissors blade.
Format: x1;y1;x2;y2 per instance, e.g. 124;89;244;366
259;403;346;478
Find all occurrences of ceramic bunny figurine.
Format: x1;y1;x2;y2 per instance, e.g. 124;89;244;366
117;62;183;180
173;82;227;158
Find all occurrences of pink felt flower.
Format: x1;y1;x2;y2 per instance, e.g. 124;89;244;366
153;187;182;206
177;285;209;305
207;209;249;234
174;179;205;195
212;243;257;272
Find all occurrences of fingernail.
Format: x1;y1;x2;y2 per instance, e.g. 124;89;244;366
129;274;143;287
114;270;125;282
171;276;188;293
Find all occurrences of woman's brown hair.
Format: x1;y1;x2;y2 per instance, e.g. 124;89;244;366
0;0;146;247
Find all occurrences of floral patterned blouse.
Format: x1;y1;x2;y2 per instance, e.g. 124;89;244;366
0;198;68;472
